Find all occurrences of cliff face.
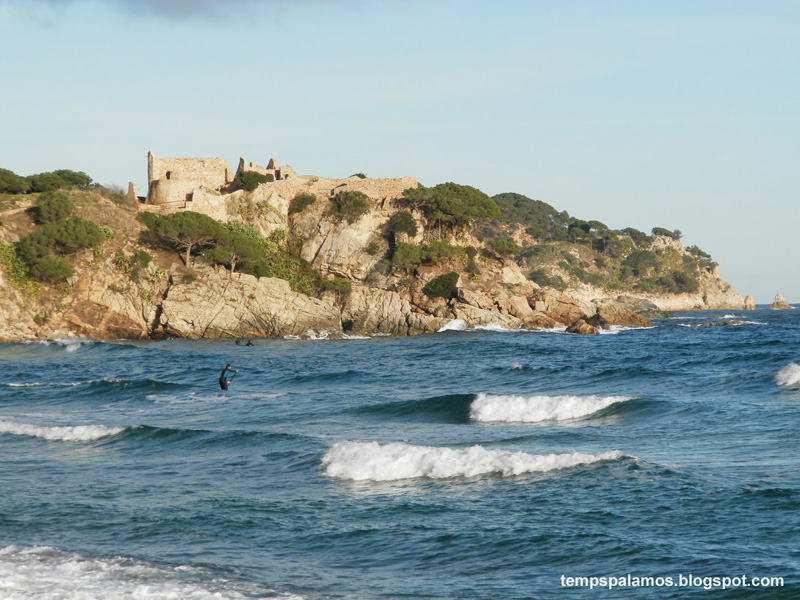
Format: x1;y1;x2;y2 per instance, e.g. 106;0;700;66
0;178;747;342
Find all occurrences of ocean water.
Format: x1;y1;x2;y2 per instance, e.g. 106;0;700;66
1;308;799;599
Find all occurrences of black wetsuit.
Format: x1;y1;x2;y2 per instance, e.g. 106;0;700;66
219;367;234;390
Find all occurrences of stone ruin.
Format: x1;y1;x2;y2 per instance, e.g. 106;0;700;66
140;151;294;209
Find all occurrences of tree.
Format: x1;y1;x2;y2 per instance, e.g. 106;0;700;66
233;170;269;192
406;183;500;234
0;168;30;194
27;169;93;193
206;223;265;274
140;211;224;267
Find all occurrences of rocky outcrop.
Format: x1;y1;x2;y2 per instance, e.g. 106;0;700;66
768;293;792;310
744;295;756;310
159;269;342;338
341;286;447;336
585;304;652;329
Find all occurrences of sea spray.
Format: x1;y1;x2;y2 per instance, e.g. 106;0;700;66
0;419;126;442
321;441;626;481
469;392;633;423
776;363;800;388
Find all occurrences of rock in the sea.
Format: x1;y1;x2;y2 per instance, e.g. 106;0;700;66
586;304;653;329
566;318;599;335
768;293;792;310
743;295;756;310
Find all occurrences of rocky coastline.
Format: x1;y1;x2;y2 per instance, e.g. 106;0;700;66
0;167;757;342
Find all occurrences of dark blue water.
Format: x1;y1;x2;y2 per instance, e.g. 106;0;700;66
1;309;799;599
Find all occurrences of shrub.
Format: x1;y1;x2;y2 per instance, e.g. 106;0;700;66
422;271;460;299
420;241;462;264
486;239;522;255
327;190;371;224
386;211;417;238
351;172;367;179
391;242;422;272
28;255;74;282
289;192;317;215
33;192;73;224
320;277;352;292
529;269;567;290
234;170;269;192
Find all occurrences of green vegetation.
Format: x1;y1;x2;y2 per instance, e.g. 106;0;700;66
485;238;522;256
233;170;269;192
327;190;371;224
0;168;31;194
652;227;682;240
529;269;567;290
350;172;367;179
422;272;460;300
32;192;74;225
289;192;316;215
205;222;266;274
386;211;417;238
402;183;500;234
139;210;224;267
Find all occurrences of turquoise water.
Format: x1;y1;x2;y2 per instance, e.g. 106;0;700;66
1;309;799;599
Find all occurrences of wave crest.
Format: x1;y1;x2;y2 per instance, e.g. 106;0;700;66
321;441;626;481
776;362;800;388
0;419;126;442
469;392;633;423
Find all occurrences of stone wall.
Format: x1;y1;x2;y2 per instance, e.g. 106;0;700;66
146;151;233;205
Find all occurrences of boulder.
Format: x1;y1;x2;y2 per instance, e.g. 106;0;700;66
586;304;652;330
768;293;792;310
566;318;599;335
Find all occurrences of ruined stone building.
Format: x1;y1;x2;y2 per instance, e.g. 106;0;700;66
142;151;294;208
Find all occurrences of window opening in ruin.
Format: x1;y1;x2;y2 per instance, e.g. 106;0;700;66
166;171;172;180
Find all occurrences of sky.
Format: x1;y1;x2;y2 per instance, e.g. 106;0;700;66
1;0;797;303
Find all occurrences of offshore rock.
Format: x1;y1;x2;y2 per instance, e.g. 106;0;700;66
585;304;652;330
566;318;599;335
743;295;756;310
768;293;792;310
159;270;342;338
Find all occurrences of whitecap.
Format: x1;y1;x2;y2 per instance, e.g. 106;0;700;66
0;419;126;442
0;545;301;600
321;440;627;481
776;363;800;388
598;325;656;335
469;392;633;423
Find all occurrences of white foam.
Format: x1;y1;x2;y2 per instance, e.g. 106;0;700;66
470;392;633;423
474;323;513;331
438;319;467;332
0;419;126;442
776;362;800;388
321;441;626;481
0;545;303;600
598;325;655;335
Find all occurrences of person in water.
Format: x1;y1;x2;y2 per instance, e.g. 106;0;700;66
246;340;253;347
219;364;237;390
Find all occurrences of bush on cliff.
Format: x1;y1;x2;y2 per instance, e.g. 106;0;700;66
386;211;417;238
205;222;266;274
233;171;269;192
289;192;316;215
486;238;522;256
391;242;422;273
327;191;371;224
422;272;460;300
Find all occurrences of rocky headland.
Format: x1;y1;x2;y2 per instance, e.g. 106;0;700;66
0;158;750;341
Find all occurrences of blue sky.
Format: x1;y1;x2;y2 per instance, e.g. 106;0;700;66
1;0;797;303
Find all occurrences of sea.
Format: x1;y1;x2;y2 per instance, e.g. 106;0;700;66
1;307;799;599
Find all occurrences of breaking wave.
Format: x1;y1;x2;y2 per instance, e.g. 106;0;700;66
776;363;800;388
321;440;627;481
469;392;633;423
0;419;127;442
0;545;301;600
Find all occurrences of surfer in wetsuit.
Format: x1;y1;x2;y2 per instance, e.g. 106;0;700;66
219;364;237;390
